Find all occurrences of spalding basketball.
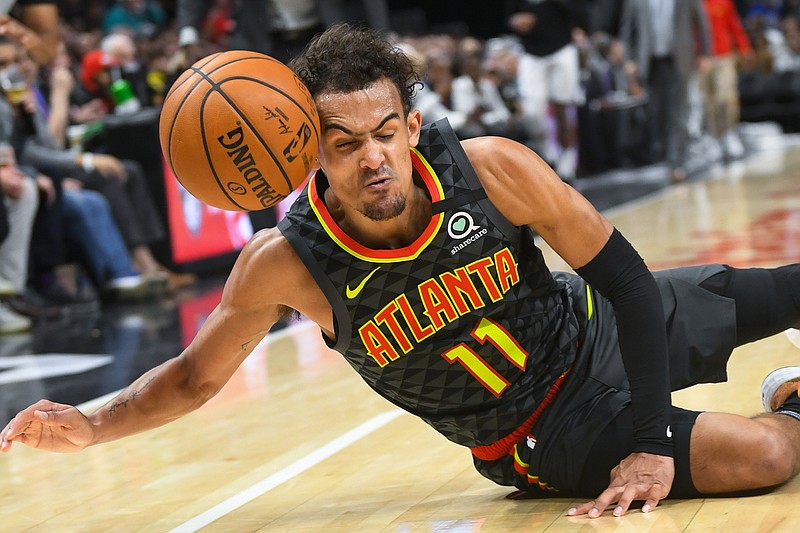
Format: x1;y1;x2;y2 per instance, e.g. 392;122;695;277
159;50;319;211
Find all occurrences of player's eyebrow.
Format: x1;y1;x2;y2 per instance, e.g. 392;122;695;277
324;113;400;136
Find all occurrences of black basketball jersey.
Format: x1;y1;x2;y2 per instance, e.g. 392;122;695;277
278;119;581;448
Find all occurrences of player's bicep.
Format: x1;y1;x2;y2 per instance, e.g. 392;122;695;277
466;137;612;269
179;231;287;396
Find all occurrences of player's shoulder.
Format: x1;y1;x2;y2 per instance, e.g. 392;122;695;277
459;135;568;226
238;227;301;271
461;136;551;190
461;136;539;175
226;227;305;302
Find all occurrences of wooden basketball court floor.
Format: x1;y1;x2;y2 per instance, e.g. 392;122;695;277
3;144;800;532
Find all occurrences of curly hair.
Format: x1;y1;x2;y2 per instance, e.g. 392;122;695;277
289;24;420;117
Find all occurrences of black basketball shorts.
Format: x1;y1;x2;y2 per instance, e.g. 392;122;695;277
473;265;737;497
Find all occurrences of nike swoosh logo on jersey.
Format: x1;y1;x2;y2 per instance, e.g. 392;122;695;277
346;266;381;299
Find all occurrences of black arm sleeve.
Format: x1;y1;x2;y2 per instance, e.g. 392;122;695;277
575;228;673;456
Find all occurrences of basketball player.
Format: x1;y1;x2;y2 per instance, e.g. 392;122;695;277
3;24;800;519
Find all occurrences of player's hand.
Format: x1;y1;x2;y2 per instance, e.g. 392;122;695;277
1;399;94;453
567;452;674;518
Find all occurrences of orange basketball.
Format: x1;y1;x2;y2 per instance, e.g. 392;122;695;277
159;50;319;211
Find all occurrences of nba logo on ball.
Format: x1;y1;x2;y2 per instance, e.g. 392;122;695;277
159;50;320;211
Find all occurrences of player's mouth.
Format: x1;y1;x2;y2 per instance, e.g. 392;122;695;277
364;176;392;189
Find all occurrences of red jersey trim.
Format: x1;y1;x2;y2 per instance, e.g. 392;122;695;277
308;148;445;263
470;368;571;461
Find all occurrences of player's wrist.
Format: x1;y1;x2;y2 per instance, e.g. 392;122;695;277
632;440;674;457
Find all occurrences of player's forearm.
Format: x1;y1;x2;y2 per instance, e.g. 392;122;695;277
87;356;213;446
576;228;673;456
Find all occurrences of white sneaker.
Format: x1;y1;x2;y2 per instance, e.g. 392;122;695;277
760;366;800;412
0;301;32;334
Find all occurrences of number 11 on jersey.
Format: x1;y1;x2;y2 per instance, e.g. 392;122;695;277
441;317;529;397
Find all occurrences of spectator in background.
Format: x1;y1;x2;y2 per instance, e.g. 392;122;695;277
74;49;123;114
484;37;525;123
700;0;752;160
100;32;152;107
506;0;588;182
59;177;166;302
102;0;167;39
620;0;712;183
772;15;800;71
578;32;648;173
30;48;195;293
414;48;487;139
201;0;236;48
452;39;518;140
0;0;59;65
0;36;66;319
741;17;775;72
0;141;39;332
1;37;164;303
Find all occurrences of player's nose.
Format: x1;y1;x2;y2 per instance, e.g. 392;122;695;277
360;137;385;169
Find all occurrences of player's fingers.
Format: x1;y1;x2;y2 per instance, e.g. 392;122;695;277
612;484;640;517
566;500;598;516
642;484;666;513
0;419;16;451
590;485;624;518
568;487;619;518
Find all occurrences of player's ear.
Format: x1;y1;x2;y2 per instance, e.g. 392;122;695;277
407;109;422;147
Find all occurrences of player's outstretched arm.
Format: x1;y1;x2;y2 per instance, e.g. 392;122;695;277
2;229;292;453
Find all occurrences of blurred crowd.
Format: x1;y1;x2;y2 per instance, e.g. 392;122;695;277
0;0;799;334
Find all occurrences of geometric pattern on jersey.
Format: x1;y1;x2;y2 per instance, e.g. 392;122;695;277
278;119;581;447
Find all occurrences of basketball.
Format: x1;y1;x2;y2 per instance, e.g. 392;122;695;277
159;50;319;211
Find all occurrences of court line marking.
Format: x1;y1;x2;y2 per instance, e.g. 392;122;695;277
168;409;406;533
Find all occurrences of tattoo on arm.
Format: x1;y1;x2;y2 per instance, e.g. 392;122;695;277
107;376;155;417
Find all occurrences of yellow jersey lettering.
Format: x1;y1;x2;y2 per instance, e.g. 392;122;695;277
440;267;485;315
466;257;503;302
494;248;519;293
375;300;413;354
418;278;459;330
357;248;522;367
358;321;399;367
397;294;436;343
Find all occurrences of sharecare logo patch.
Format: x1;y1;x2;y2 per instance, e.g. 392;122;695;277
448;211;487;255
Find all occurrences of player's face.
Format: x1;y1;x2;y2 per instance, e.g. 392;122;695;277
315;78;421;221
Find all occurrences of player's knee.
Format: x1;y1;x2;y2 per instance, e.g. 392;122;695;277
749;429;796;487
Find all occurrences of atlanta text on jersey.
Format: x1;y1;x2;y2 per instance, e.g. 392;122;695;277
358;247;520;366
